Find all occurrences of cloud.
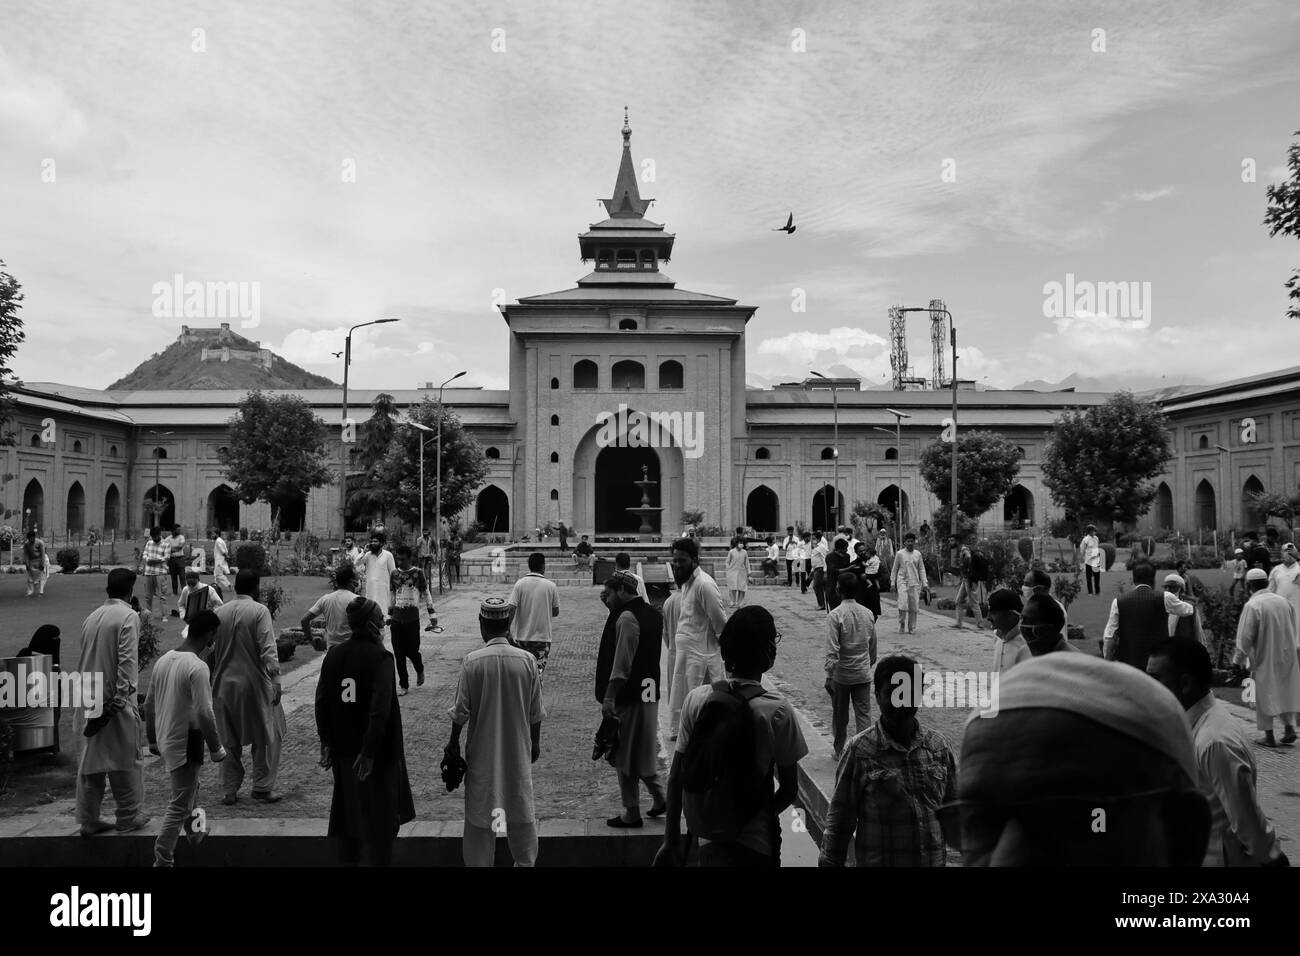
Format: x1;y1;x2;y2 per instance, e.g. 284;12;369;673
1131;186;1176;202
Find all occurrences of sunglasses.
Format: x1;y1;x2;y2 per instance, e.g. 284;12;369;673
936;788;1192;854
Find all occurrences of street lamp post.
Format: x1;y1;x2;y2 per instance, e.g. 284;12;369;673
340;318;400;539
146;429;173;531
810;371;839;531
877;407;911;537
1215;444;1230;536
900;306;956;566
435;371;467;593
400;421;436;543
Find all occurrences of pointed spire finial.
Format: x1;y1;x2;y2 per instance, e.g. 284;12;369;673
622;106;631;144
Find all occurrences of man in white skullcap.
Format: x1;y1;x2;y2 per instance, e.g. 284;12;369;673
1161;574;1205;645
951;653;1210;865
1147;638;1289;866
447;596;545;866
1235;568;1300;747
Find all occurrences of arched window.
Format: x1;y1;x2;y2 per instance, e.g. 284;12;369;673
1198;435;1209;449
153;447;167;459
573;360;598;389
820;447;836;460
619;318;638;331
73;439;83;453
29;434;40;447
640;250;657;269
550;452;559;463
884;447;898;461
550;377;559;389
485;447;501;459
597;249;614;271
611;360;645;389
109;444;118;457
755;447;770;460
616;249;637;270
658;360;684;389
218;446;228;457
551;414;560;426
1016;446;1026;459
550;488;559;501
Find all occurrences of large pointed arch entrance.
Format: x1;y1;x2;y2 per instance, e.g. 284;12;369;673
207;484;240;533
572;411;684;537
811;484;845;532
878;485;910;530
745;485;779;533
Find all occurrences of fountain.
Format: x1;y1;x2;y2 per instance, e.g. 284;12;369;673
626;465;663;539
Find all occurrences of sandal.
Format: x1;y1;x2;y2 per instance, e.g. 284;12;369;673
607;815;643;828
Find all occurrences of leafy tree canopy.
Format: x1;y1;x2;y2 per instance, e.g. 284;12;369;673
919;430;1023;518
221;391;334;527
372;399;489;529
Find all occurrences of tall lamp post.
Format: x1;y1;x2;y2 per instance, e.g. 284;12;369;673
900;305;956;565
1215;444;1230;537
339;318;400;538
145;429;173;531
810;371;839;530
400;420;436;543
876;406;911;535
436;371;467;593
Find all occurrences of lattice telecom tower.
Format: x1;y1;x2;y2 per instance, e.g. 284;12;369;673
929;298;946;389
889;305;926;390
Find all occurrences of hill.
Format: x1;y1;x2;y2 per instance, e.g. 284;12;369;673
107;324;337;390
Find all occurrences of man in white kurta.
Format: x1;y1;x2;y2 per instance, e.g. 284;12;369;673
666;539;728;738
212;531;232;596
76;569;150;834
660;588;682;722
890;534;929;634
1079;525;1103;595
210;572;284;802
1267;543;1300;639
1235;570;1300;745
448;597;545;867
360;537;397;610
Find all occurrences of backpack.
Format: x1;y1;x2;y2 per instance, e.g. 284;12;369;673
681;680;772;842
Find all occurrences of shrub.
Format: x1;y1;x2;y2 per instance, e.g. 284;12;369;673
1101;543;1116;571
233;543;268;574
261;581;292;620
1199;586;1246;671
137;610;161;671
696;525;727;537
1017;537;1034;562
1047;558;1080;574
55;547;80;573
1049;518;1082;545
1053;573;1082;610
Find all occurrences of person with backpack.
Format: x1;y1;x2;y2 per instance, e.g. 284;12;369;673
819;655;957;867
954;545;990;631
658;606;808;867
595;571;667;828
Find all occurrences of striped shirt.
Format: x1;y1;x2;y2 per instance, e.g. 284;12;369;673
143;539;169;576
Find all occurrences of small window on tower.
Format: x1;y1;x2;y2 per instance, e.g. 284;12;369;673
550;489;559;501
550;452;559;463
73;440;83;453
619;319;638;330
486;447;501;459
640;250;656;270
550;377;559;389
597;249;613;271
616;249;637;270
755;447;770;460
551;415;560;426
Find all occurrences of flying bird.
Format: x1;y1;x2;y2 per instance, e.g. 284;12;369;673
331;350;343;358
772;212;796;234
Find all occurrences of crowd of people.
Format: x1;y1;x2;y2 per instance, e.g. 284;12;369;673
40;518;1300;868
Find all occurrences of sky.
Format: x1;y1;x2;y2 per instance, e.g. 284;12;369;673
2;0;1299;394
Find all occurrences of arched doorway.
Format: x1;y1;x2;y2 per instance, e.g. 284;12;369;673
67;481;86;532
1155;482;1173;529
476;485;510;534
878;485;910;529
594;446;661;534
277;498;306;532
1003;485;1034;527
811;484;845;531
142;483;175;531
1195;479;1216;531
1241;475;1265;529
745;485;779;532
207;485;240;533
22;479;44;532
103;484;121;531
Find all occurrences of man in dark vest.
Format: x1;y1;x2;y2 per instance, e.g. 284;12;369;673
824;539;851;612
596;570;666;828
1102;560;1167;670
1241;533;1273;574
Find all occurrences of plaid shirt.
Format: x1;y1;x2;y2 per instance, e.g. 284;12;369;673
818;720;956;867
142;539;169;576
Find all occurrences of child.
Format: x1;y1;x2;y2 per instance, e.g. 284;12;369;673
146;609;226;867
1229;549;1247;598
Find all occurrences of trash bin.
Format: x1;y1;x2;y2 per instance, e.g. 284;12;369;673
0;653;57;754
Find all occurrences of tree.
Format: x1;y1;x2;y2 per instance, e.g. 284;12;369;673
0;261;25;521
919;430;1023;518
1042;392;1172;529
221;391;335;528
1249;489;1300;530
346;392;398;526
372;399;489;528
1264;128;1300;321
